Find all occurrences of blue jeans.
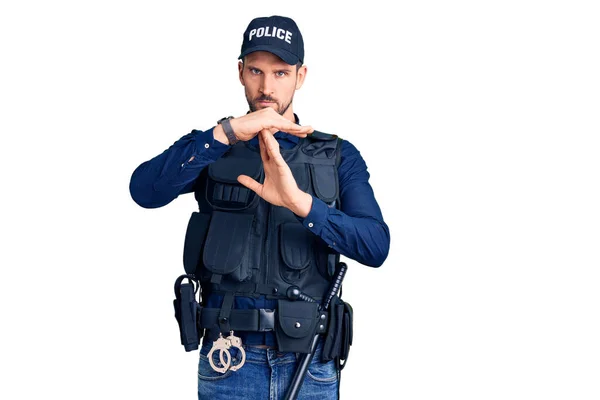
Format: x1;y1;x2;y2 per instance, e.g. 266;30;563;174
197;338;339;400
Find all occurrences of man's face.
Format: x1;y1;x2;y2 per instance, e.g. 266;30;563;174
239;51;306;117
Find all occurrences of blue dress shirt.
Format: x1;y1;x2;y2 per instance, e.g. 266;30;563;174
129;115;390;345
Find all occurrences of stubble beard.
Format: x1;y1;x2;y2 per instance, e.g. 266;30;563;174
247;92;294;116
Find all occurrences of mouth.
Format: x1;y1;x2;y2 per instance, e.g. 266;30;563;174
258;100;275;106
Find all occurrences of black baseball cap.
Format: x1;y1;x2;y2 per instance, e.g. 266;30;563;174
238;15;304;65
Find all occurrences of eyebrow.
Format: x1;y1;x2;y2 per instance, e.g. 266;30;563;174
246;65;291;73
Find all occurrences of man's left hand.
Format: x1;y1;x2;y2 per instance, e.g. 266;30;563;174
237;130;313;217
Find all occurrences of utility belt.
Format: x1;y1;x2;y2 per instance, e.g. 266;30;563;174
173;274;353;368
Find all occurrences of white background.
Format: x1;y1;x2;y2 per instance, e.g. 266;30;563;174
1;0;599;399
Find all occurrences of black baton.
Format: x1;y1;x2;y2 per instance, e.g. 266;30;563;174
284;262;348;400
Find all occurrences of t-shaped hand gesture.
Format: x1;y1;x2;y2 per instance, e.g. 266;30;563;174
237;130;313;217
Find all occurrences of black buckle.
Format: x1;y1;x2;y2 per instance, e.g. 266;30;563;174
259;309;275;331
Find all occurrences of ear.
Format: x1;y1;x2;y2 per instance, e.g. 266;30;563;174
295;65;307;90
238;61;245;86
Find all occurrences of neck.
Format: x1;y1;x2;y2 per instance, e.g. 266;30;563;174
282;105;296;123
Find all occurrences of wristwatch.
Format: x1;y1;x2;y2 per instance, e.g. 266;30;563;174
217;116;239;145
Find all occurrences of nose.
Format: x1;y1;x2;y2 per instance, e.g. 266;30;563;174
259;74;275;97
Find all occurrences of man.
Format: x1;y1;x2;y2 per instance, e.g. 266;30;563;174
130;15;390;400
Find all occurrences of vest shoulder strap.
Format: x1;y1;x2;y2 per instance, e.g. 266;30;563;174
335;137;343;169
309;130;338;141
306;130;344;168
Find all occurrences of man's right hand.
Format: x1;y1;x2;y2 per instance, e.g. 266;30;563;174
213;108;314;145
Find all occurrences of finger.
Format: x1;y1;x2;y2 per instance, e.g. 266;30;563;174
286;130;310;138
259;130;274;157
258;129;270;162
260;130;286;167
237;175;263;195
287;124;314;134
269;118;314;135
262;108;312;133
278;121;312;131
284;124;314;135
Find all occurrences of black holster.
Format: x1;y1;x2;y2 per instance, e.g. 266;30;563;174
173;275;203;352
321;296;353;369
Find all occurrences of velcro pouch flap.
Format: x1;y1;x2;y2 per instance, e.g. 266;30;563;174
310;164;338;203
280;223;311;270
208;150;262;183
206;147;262;209
203;211;253;275
275;300;319;353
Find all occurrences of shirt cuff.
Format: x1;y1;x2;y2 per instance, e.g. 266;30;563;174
296;195;330;234
194;127;230;160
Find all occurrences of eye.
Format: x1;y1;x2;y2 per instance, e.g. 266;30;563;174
250;68;261;75
276;71;288;77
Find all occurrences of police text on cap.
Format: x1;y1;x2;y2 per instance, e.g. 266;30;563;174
249;26;293;44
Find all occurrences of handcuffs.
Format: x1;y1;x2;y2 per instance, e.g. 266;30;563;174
207;331;247;373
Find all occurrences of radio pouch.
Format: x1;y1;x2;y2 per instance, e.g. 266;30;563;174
173;275;202;352
339;301;353;369
322;296;353;369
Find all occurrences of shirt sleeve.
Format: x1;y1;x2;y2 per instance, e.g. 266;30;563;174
129;127;230;208
296;139;390;267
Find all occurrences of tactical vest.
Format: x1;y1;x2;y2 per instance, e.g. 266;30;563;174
175;131;353;362
183;131;342;300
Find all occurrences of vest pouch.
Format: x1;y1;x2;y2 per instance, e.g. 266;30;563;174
279;222;313;284
206;148;262;211
183;212;211;275
322;296;353;366
275;299;319;353
309;164;338;204
339;300;353;369
202;211;254;282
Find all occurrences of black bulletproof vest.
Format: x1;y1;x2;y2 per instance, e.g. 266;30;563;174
182;131;342;302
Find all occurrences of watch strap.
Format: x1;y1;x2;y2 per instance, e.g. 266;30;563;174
218;117;238;145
